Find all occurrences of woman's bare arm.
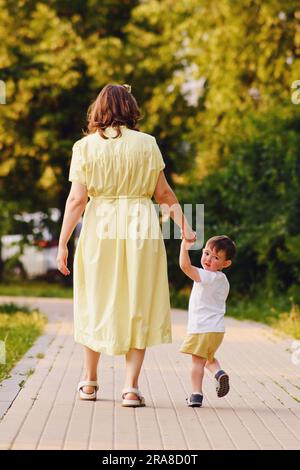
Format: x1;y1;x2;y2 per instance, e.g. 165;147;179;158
56;182;88;275
153;171;195;241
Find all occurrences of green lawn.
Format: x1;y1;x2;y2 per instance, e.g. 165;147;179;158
0;281;72;298
227;292;300;339
0;302;47;382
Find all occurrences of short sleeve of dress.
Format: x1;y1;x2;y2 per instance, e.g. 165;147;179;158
150;137;166;172
68;141;86;186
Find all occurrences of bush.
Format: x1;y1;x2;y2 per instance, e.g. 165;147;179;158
169;108;300;303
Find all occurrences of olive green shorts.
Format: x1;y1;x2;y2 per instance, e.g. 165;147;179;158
180;332;225;361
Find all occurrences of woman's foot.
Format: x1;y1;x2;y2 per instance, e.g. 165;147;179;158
123;392;139;401
83;385;96;394
77;380;99;401
122;387;145;407
82;378;98;394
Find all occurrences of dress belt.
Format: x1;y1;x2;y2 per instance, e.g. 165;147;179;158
90;195;151;199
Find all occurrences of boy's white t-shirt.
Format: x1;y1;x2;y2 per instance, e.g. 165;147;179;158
187;268;230;334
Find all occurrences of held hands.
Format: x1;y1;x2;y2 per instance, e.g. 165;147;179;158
181;238;196;250
181;227;197;249
56;245;70;276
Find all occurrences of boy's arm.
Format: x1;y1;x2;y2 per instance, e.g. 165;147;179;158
179;239;201;282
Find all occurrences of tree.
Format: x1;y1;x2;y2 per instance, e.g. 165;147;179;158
0;1;140;283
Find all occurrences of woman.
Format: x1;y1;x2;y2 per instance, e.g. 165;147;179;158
56;84;195;406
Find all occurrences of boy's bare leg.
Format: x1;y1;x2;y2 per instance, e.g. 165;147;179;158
191;355;207;393
205;357;230;397
205;358;222;375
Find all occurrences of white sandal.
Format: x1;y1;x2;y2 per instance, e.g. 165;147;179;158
121;387;145;407
77;380;99;401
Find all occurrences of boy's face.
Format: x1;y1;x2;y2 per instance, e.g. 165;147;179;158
201;243;232;272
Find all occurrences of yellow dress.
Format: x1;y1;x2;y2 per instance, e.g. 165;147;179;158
68;126;172;355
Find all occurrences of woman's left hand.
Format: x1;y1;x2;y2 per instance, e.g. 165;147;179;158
56;245;70;276
181;228;197;243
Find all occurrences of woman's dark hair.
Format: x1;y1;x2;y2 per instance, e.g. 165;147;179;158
85;84;142;139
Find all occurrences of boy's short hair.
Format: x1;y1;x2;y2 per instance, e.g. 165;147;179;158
206;235;236;260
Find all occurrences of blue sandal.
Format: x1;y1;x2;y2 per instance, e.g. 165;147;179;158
215;370;230;397
186;393;203;407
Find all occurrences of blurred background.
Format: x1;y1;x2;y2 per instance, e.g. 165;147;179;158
0;0;299;336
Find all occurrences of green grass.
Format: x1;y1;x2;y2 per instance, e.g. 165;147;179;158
171;286;300;339
0;302;47;382
226;291;290;323
0;281;72;298
269;303;300;340
227;292;300;339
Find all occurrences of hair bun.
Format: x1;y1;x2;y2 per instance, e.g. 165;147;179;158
122;84;132;93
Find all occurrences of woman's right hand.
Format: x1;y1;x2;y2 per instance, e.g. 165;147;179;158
56;245;71;276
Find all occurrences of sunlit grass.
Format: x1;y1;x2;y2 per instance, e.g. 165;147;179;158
0;303;47;382
0;281;72;298
270;303;300;340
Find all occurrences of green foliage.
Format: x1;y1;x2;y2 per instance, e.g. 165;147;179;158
168;108;300;298
0;1;299;317
122;0;300;177
227;289;290;323
0;302;33;314
170;286;189;310
228;291;300;340
0;0;141;224
271;302;300;339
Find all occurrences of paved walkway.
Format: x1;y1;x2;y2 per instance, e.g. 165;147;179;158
0;296;300;450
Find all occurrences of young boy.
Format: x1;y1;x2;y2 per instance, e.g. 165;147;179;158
179;235;236;407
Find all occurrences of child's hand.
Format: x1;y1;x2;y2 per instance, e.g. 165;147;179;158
181;238;195;250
